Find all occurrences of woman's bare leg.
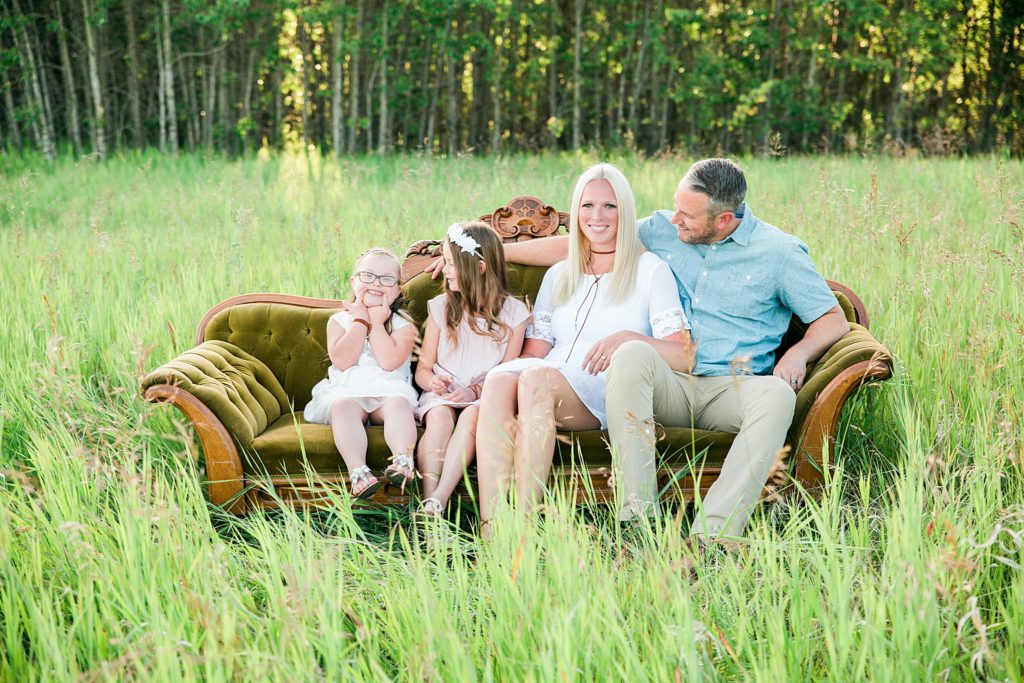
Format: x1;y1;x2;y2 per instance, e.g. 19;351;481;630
476;373;520;534
516;367;600;511
416;405;455;499
432;404;481;508
330;399;374;494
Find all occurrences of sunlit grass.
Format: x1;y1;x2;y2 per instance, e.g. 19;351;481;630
1;150;1022;680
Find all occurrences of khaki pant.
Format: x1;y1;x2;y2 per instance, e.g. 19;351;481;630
605;340;796;537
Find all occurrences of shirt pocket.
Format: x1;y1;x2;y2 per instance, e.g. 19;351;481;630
717;272;775;319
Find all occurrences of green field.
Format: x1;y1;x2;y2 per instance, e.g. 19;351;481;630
1;152;1022;680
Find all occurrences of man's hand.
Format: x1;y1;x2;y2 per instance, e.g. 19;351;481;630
582;331;637;375
773;348;810;392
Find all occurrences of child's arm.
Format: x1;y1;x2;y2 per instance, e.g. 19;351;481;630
366;303;418;371
499;320;529;363
415;318;452;393
326;318;369;370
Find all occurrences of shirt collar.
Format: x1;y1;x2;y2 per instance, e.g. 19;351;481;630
717;202;754;246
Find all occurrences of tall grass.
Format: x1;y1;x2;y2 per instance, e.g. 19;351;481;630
1;150;1022;680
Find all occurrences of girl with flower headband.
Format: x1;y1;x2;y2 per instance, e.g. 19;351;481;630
303;247;419;499
414;221;530;516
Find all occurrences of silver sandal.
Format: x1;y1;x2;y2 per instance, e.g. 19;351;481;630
384;453;416;489
350;465;382;500
418;497;444;516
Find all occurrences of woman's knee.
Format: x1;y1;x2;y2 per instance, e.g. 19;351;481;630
423;406;456;432
518;366;559;403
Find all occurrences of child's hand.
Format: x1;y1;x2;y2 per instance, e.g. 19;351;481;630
367;302;392;327
428;374;452;393
345;291;370;320
442;384;476;404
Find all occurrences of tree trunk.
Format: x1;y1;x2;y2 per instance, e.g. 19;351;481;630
218;39;230;153
179;53;199;150
80;0;105;158
547;2;559;150
161;0;178;154
331;7;346;154
347;0;363;154
445;19;458;156
378;0;390;154
572;0;584;150
491;19;502;152
205;48;218;150
12;0;55;159
628;0;650;144
55;0;83;154
156;14;167;151
3;82;21;149
122;0;142;148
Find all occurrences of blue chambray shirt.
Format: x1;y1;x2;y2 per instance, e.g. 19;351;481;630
638;204;839;376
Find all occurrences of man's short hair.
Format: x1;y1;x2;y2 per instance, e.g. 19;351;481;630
682;158;747;217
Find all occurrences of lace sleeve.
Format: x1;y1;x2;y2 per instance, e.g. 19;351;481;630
648;258;690;338
651;309;686;338
526;311;554;343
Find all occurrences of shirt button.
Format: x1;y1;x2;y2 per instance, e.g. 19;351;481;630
666;255;673;260
711;245;717;251
694;297;700;304
702;271;708;277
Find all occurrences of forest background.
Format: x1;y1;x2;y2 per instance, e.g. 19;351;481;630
2;0;1023;160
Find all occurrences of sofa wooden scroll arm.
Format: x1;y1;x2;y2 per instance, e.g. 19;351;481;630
144;385;248;514
794;356;893;489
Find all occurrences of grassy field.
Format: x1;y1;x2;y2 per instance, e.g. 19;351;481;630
1;150;1022;681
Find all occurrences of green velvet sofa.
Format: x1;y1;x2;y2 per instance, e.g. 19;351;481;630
141;196;894;514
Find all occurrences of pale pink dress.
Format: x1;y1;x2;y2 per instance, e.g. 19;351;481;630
417;293;531;420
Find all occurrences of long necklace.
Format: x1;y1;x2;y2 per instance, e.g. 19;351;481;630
564;270;605;362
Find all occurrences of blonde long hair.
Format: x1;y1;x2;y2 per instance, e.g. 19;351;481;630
443;221;513;346
554;163;642;306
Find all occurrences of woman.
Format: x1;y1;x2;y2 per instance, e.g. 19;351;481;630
475;163;695;535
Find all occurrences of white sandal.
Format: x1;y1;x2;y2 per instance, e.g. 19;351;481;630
419;497;444;516
349;465;382;500
384;453;416;489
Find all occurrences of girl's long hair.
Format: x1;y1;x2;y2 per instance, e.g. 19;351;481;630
443;221;513;346
554;163;642;306
350;247;411;334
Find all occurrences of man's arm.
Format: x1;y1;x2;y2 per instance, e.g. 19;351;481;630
773;305;850;392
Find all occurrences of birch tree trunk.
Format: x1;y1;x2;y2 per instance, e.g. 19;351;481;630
81;0;105;159
3;83;21;149
445;20;457;156
156;15;166;151
13;0;55;159
627;0;650;143
571;0;584;151
161;0;178;154
378;0;390;154
331;7;346;154
347;0;363;154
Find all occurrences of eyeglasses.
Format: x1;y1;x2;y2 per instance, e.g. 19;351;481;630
355;270;399;287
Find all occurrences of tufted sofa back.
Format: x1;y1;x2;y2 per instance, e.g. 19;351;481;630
196;270;860;412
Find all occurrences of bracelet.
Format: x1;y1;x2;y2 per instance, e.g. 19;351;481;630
470;383;482;399
352;318;372;332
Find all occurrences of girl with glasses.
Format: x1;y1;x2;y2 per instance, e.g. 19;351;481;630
303;248;419;499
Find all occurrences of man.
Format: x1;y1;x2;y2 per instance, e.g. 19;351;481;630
436;158;849;539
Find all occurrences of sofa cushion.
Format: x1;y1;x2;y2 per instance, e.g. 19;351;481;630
247;412;734;478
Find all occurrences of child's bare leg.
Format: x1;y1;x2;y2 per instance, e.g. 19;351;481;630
417;405;456;499
432;404;481;508
476;373;519;533
371;398;418;479
516;367;600;511
330;399;374;494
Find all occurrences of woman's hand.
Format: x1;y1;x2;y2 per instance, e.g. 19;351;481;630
582;331;638;375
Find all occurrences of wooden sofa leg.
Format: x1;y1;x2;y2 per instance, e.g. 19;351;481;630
795;358;893;491
144;385;248;514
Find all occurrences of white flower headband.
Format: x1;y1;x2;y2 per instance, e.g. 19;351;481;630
446;223;483;259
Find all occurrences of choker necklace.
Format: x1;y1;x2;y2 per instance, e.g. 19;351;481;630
590;248;616;254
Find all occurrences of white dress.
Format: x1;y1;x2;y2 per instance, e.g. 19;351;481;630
487;252;688;428
303;311;419;424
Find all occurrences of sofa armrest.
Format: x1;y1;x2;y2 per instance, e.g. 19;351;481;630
141;340;291;513
790;324;893;487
